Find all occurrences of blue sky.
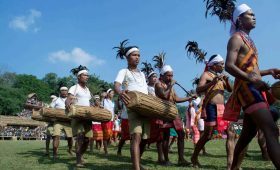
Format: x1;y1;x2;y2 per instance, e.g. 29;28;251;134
0;0;279;96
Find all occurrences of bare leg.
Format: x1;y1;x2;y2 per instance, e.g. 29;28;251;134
257;129;270;160
117;138;126;155
231;114;257;170
89;139;94;153
226;124;236;170
75;133;87;167
156;141;164;163
53;136;60;159
191;126;214;167
103;139;108;155
67;137;73;155
45;135;51;156
199;130;207;154
130;133;141;170
176;129;191;166
140;139;147;157
250;109;280;168
80;137;89;156
168;136;176;151
162;129;171;165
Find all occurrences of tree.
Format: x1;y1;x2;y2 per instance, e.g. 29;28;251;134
42;73;58;90
13;74;52;102
0;86;25;115
0;72;17;87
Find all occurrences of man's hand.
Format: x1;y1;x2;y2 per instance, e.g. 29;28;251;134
270;68;280;79
120;90;131;105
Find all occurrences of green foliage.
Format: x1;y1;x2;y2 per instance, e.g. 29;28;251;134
0;86;25;115
13;74;52;102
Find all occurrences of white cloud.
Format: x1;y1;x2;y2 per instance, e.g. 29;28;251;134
9;9;41;32
48;47;105;66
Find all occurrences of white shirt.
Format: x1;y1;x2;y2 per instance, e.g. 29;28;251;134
50;97;66;109
103;98;115;121
113;119;121;131
115;69;148;94
68;84;92;107
147;85;155;96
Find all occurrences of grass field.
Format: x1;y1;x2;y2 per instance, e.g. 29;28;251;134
0;139;275;170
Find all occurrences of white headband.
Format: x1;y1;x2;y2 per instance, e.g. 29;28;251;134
94;95;100;99
60;87;68;91
148;71;157;78
77;70;89;76
160;65;173;75
207;54;224;66
230;4;251;36
126;47;139;57
106;88;112;94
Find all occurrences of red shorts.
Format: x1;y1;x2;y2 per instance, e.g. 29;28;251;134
101;121;113;140
120;119;130;140
92;124;103;141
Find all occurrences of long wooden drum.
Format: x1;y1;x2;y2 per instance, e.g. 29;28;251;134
126;91;178;121
67;105;112;122
31;110;52;122
271;81;280;100
41;107;71;122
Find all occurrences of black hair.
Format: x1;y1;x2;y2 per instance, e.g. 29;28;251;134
113;39;138;59
70;65;89;76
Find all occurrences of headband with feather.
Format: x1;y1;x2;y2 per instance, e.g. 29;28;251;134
185;41;207;64
141;61;155;78
204;0;236;24
113;39;139;59
153;52;165;73
70;65;89;76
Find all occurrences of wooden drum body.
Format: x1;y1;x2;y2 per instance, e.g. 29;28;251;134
41;107;71;122
67;105;112;122
126;91;178;121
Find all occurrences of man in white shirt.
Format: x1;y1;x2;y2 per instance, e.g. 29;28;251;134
114;40;150;170
65;66;93;168
51;87;73;160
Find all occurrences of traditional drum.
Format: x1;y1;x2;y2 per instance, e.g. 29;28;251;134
30;110;52;122
271;81;280;100
126;91;178;121
41;107;71;122
67;105;112;122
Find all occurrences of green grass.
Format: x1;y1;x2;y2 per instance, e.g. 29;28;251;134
0;139;275;170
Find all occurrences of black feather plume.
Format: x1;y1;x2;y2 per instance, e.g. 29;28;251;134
185;41;207;64
153;52;165;71
204;0;236;23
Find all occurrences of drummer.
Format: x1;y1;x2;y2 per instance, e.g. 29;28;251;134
114;40;150;170
65;65;93;168
50;86;73;160
155;64;195;166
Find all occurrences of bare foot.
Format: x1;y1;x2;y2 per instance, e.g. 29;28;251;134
191;157;201;168
178;159;192;167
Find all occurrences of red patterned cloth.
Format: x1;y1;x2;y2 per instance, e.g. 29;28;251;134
92;124;103;141
101;121;113;140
